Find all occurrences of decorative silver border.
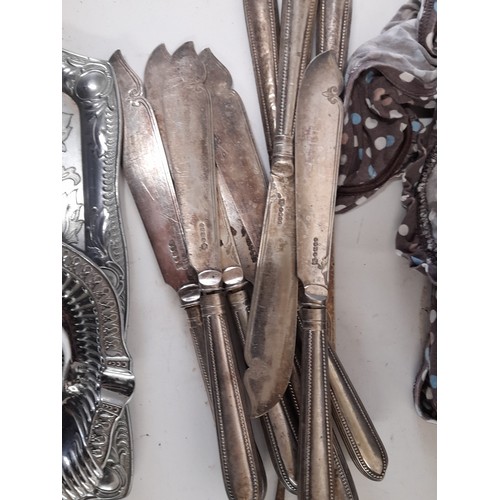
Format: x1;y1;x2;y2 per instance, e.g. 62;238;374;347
62;49;128;315
62;49;134;500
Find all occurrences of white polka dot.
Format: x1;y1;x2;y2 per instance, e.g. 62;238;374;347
430;310;437;323
424;100;437;109
389;109;403;119
365;117;378;129
355;196;368;206
365;98;376;111
335;204;347;212
426;32;435;51
400;122;408;132
398;224;409;236
401;194;409;202
366;147;372;158
374;136;387;150
340;154;348;165
353;135;359;147
337;174;346;186
395;249;403;257
399;71;415;82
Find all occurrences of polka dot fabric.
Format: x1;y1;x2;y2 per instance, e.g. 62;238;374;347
337;0;437;421
336;0;437;213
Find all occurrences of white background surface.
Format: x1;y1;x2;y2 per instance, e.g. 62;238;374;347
62;1;437;498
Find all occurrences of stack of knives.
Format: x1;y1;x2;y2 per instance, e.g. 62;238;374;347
110;1;387;498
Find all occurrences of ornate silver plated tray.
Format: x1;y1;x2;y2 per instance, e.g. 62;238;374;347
62;49;134;500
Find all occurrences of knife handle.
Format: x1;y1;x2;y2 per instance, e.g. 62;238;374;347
330;420;359;500
242;0;280;157
316;0;352;71
200;290;266;500
294;319;358;500
182;302;213;406
226;284;299;494
297;305;336;499
327;344;388;480
275;0;318;137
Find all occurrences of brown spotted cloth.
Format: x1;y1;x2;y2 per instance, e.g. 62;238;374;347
336;0;437;421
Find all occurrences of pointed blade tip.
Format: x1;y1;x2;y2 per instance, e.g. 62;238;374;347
243;367;288;418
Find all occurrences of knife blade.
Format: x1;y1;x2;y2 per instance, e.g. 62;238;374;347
295;49;347;499
199;48;268;284
244;0;320;418
144;42;266;500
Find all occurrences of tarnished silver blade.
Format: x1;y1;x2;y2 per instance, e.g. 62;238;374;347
316;0;352;345
199;48;268;284
144;42;221;278
295;50;346;499
217;184;244;277
217;172;260;283
144;45;268;500
109;50;196;293
295;50;343;298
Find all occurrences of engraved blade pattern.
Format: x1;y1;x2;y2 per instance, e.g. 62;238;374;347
199;48;268;284
144;42;221;276
109;50;196;293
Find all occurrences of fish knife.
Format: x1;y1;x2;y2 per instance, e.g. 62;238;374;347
200;47;303;493
144;42;266;500
314;0;389;481
109;50;212;402
295;49;353;499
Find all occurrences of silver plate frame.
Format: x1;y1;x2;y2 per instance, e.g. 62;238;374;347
62;49;134;500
